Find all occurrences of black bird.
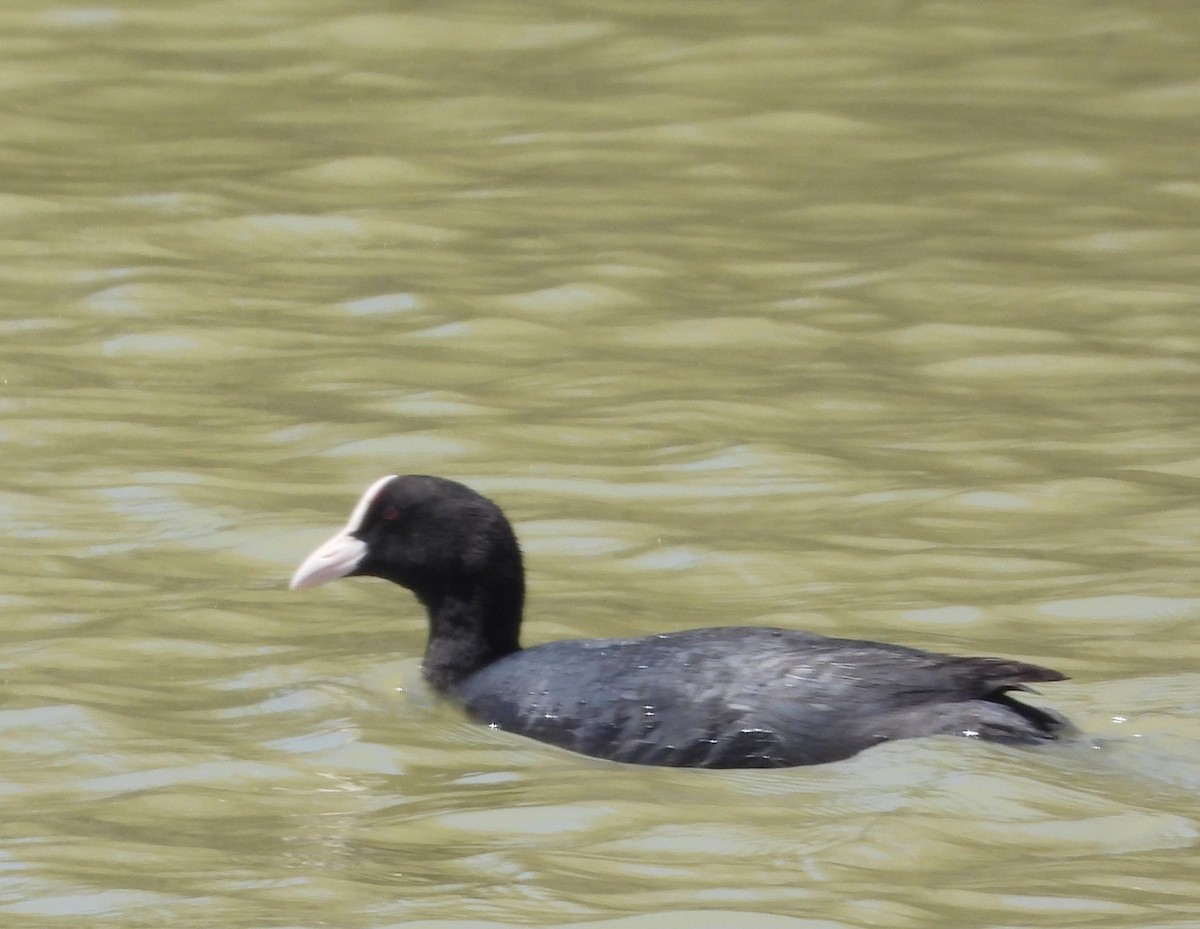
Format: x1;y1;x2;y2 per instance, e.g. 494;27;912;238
289;475;1071;767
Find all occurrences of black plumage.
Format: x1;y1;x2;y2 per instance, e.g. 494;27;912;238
290;475;1071;768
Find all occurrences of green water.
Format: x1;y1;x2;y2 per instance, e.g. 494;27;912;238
1;1;1197;927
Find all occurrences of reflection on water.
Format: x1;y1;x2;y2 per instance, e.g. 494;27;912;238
1;0;1198;927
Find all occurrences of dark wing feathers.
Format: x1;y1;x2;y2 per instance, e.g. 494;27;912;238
456;628;1068;767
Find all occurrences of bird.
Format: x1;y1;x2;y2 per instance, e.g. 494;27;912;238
289;474;1071;768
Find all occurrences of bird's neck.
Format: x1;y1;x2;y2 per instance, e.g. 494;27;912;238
419;585;523;691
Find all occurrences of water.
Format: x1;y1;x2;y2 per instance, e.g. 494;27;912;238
1;1;1197;927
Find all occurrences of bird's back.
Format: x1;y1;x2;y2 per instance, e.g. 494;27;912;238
451;627;1069;767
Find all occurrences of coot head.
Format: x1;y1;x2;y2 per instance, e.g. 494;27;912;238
290;475;524;685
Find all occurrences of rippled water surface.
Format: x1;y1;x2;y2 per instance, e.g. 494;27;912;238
2;1;1198;927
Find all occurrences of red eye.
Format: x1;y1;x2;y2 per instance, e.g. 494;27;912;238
381;505;400;521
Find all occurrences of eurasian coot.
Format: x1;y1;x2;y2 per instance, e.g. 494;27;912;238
289;475;1071;767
